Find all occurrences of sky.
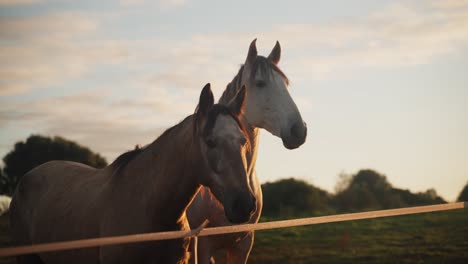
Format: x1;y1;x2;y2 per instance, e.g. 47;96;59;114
0;0;467;201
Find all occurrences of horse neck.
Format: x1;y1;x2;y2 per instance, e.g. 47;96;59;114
113;116;203;224
219;66;260;175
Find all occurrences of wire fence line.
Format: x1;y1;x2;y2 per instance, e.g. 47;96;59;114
0;202;465;257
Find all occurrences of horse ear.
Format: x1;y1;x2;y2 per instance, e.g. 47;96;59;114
245;38;257;65
268;41;281;65
229;85;247;116
198;83;214;115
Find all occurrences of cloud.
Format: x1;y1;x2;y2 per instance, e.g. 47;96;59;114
0;89;196;160
276;1;468;78
159;0;186;9
430;0;468;9
43;116;168;161
0;83;29;96
120;0;187;9
0;0;41;6
2;0;468;162
0;12;127;96
117;0;468;85
152;1;467;81
120;0;146;6
0;12;97;41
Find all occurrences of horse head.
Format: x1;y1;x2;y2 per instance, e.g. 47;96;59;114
240;39;307;149
194;84;256;223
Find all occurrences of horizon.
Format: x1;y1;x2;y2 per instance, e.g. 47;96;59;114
3;133;466;202
1;0;467;201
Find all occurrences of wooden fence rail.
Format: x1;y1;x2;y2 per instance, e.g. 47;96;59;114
0;202;465;257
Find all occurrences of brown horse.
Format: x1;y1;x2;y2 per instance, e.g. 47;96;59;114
187;40;307;263
10;83;255;264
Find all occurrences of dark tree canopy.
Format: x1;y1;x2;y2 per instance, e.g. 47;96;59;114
332;169;446;212
262;178;333;218
333;169;396;211
1;135;107;195
261;170;448;219
457;183;468;202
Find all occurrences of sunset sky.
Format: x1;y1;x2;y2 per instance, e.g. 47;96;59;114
1;0;467;201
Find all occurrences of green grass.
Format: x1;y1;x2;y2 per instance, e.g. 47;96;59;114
0;209;466;263
250;209;468;263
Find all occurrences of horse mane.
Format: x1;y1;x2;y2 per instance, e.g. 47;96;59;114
110;104;249;176
109;145;145;175
219;56;289;104
109;116;193;176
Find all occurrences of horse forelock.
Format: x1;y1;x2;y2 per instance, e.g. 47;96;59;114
251;56;289;86
220;56;289;106
199;104;250;148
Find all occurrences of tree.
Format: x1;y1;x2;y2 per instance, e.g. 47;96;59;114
1;135;108;195
457;183;468;202
262;178;332;218
333;169;446;212
333;169;395;212
334;172;352;193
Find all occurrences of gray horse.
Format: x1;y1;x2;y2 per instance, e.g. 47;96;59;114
188;40;307;263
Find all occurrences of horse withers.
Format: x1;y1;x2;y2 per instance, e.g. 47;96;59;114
187;40;307;264
10;83;255;264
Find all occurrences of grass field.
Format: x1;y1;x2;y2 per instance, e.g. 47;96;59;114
0;208;466;263
249;209;468;263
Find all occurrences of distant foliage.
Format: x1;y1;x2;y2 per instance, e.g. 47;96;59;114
334;172;352;193
333;170;394;211
332;169;446;213
262;178;333;218
262;169;448;219
1;135;107;195
457;183;468;202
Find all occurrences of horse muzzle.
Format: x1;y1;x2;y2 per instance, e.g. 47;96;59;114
282;121;307;149
225;192;257;224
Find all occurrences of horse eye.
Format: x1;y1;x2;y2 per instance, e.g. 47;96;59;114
206;139;216;148
255;80;266;88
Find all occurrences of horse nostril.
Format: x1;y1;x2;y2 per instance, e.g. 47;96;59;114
283;121;307;149
290;122;304;139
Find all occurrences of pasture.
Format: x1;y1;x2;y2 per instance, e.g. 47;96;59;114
0;208;466;263
249;209;468;263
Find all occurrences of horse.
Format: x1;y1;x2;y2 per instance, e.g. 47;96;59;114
187;40;307;263
9;83;256;264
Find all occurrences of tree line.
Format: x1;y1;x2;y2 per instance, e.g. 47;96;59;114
262;171;467;218
1;135;467;217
